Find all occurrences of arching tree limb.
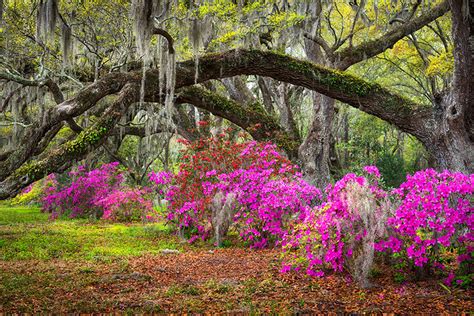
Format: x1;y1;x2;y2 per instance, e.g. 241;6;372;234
177;86;300;158
333;0;450;70
0;82;139;199
0;49;434;183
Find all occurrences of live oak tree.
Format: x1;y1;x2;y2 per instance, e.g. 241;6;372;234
0;0;472;198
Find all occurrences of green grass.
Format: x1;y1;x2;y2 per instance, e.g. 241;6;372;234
0;204;181;261
0;204;49;224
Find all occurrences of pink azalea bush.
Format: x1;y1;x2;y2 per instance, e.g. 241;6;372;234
94;188;157;222
281;167;473;287
375;169;473;273
42;162;123;219
202;145;321;248
42;162;157;222
281;167;390;287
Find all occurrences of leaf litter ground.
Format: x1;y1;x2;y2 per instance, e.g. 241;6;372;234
1;248;472;313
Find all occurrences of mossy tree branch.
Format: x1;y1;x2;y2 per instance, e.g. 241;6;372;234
0;83;139;199
177;86;300;158
333;0;450;70
1;49;433;185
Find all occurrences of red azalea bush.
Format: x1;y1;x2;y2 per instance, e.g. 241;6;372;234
149;133;320;247
202;142;321;248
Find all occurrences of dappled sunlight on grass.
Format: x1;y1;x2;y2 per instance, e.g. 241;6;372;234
0;204;180;261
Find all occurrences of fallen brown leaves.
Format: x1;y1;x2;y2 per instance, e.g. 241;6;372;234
1;248;473;313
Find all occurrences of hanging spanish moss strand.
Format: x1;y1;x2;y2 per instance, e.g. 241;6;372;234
131;0;171;144
140;60;147;108
45;0;57;34
133;0;152;120
190;18;201;83
36;0;58;42
0;0;4;22
61;22;72;65
35;1;44;41
131;0;161;62
158;37;166;104
11;90;20;149
37;86;46;126
373;1;378;24
164;50;176;128
94;57;99;82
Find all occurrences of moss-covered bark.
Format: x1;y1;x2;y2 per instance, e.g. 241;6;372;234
2;48;436;197
0;83;138;199
178;86;300;158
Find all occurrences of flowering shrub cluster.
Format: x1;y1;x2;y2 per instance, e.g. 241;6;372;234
281;167;473;287
94;188;157;222
42;162;156;222
281;167;390;287
203;142;320;247
375;169;473;271
38;133;472;287
42;162;123;218
149;134;320;247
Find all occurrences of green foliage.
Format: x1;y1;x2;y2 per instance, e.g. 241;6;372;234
10;184;42;206
335;105;428;185
426;52;454;77
376;152;407;188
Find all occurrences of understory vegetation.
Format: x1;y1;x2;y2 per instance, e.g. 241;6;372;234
5;135;473;294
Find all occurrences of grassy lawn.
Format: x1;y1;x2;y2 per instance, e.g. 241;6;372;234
0;204;180;261
0;204;473;313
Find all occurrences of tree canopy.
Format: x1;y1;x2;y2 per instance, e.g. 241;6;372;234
0;0;472;198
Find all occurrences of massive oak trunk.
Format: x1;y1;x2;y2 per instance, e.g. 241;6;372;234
429;0;473;173
298;95;335;188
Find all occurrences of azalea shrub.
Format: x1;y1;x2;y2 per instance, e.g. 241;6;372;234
202;143;321;248
375;169;473;276
42;162;123;219
150;134;320;247
281;166;390;287
42;162;157;222
281;167;473;287
94;188;157;222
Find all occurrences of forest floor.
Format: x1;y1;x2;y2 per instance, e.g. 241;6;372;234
0;205;473;314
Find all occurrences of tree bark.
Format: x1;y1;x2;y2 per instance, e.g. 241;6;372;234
298;95;335;188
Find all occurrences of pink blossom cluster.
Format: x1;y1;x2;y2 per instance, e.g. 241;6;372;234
94;188;157;222
375;169;473;267
281;168;388;277
281;167;473;284
150;142;320;247
42;162;123;218
42;162;156;222
204;148;321;248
